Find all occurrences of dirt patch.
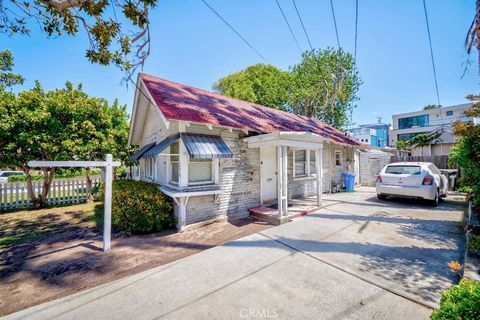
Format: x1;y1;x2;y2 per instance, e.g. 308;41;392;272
0;204;271;315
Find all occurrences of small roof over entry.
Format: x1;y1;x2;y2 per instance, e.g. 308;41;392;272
141;133;233;159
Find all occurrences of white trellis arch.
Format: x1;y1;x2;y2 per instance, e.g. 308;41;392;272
28;154;121;251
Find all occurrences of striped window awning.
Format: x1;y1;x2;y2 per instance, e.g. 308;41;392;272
143;133;180;158
139;133;233;159
129;142;155;161
181;133;233;159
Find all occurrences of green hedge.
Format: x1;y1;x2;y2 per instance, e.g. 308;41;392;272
100;180;176;234
431;279;480;320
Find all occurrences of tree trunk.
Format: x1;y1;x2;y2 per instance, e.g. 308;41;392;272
22;165;39;207
22;166;55;209
85;167;94;203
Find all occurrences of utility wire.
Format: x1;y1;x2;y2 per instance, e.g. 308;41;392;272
329;0;340;48
292;0;313;50
354;0;358;60
422;0;441;107
275;0;303;54
201;0;265;61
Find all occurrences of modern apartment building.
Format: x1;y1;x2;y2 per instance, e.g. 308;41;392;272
350;121;390;148
390;103;476;156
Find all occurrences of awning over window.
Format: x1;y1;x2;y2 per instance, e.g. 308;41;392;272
181;133;233;159
140;133;233;159
129;142;155;161
143;133;180;158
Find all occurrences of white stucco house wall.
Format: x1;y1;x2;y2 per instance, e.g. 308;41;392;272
128;73;362;230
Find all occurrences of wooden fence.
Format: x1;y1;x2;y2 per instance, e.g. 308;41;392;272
0;178;101;211
390;155;451;169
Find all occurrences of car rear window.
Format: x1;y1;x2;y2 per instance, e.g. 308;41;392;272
385;165;421;175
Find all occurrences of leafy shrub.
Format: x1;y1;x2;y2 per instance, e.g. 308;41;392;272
431;279;480;320
467;234;480;255
100;180;175;234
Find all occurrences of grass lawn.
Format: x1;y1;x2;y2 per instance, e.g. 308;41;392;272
0;202;100;247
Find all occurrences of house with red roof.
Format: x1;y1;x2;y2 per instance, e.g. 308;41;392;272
128;73;362;229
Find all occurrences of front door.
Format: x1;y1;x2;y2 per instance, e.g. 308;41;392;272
260;146;277;203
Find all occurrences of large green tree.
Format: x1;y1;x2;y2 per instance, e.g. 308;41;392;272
450;95;480;204
0;0;157;79
0;81;130;208
0;49;24;90
214;49;360;130
288;49;360;129
213;64;290;110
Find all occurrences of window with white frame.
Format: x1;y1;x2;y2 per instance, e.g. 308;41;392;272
335;150;342;166
145;157;156;179
188;158;213;184
170;141;179;184
294;149;317;178
168;139;220;187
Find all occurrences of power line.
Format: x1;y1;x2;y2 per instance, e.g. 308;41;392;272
292;0;313;51
329;0;340;48
274;0;303;54
422;0;441;107
200;0;265;61
354;0;358;60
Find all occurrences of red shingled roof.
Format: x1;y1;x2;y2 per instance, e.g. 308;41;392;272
140;73;360;146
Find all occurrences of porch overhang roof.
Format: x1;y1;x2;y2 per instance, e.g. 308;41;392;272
244;132;327;149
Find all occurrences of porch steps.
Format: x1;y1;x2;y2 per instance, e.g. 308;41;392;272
248;206;318;225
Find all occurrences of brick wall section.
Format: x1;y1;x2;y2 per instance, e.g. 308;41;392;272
359;151;391;187
184;126;260;225
288;144;352;198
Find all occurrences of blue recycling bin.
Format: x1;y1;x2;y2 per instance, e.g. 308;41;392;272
342;172;356;192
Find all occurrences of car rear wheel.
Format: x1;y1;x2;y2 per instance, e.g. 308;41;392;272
430;190;439;207
377;194;387;200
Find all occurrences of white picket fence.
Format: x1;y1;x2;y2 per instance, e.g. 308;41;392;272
0;178;101;211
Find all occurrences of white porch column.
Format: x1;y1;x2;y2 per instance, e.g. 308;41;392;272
315;148;323;207
277;145;288;217
174;196;189;230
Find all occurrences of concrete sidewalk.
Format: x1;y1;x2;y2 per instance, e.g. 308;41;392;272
5;188;465;320
4;232;430;320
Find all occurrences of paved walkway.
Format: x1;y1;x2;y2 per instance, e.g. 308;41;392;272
4;188;466;320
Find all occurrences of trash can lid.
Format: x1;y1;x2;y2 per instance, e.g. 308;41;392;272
342;172;356;177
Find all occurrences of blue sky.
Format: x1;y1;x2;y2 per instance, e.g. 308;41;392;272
2;0;478;125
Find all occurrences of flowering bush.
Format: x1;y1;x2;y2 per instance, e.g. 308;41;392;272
100;180;175;234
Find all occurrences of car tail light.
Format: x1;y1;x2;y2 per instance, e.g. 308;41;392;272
422;176;433;185
376;175;382;183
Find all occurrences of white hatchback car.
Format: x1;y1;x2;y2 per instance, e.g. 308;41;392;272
376;162;448;206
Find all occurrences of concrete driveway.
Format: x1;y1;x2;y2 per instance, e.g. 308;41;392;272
4;188;466;320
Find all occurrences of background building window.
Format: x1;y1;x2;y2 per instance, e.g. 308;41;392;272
170;141;179;183
397;132;428;141
188;158;213;184
398;115;429;129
